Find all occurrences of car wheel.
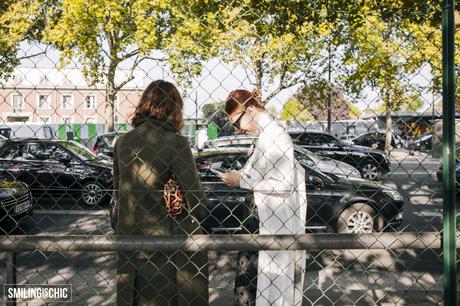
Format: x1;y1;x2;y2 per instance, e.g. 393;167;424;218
361;163;379;180
81;181;106;206
337;203;383;233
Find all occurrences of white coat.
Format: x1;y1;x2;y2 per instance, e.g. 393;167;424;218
239;111;307;306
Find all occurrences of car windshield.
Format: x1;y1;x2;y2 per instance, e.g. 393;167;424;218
294;145;321;163
60;141;98;160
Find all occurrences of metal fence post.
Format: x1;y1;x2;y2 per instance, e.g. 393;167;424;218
442;0;457;305
6;252;17;306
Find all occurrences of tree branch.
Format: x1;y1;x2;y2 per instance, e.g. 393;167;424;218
17;48;48;60
264;62;290;103
119;48;140;62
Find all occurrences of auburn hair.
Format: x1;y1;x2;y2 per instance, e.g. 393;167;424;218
224;89;264;115
131;80;184;130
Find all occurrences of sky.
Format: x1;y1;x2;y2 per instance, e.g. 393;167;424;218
15;42;438;119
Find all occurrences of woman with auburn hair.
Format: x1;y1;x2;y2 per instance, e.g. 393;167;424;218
113;80;209;306
220;89;307;306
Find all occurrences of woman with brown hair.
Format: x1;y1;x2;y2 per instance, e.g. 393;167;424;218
113;80;209;305
220;89;307;306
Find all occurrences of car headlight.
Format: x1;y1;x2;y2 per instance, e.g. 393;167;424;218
383;189;403;201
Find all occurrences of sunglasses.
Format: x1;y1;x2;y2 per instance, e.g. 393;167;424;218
231;110;246;129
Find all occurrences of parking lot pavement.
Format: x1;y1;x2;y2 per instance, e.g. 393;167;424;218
0;249;449;306
389;149;436;163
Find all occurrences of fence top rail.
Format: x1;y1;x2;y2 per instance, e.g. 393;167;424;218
0;232;454;252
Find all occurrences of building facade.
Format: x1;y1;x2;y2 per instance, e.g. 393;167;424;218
0;67;144;125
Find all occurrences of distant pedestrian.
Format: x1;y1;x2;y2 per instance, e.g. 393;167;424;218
113;80;209;306
219;89;307;306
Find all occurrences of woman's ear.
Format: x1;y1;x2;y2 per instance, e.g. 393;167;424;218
246;105;257;114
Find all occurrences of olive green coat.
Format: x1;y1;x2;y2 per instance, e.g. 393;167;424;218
113;118;208;306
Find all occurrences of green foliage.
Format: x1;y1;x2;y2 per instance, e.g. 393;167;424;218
42;0;213;132
0;0;46;81
179;1;333;104
280;98;313;121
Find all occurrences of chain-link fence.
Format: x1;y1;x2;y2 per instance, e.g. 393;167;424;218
0;1;458;305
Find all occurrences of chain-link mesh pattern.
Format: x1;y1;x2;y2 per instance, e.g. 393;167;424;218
0;1;457;305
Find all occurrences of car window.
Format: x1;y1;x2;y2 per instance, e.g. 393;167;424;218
25;143;49;160
196;154;247;176
0;144;27;160
61;141;97;161
43;144;73;162
316;134;341;147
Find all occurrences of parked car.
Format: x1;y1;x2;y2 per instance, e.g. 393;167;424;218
0;172;33;230
339;134;356;145
194;149;404;234
413;133;432;152
91;131;126;157
351;131;405;150
0;139;113;206
289;131;391;180
202;135;361;178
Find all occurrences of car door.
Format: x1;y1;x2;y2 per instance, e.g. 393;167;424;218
196;154;252;233
304;167;335;230
38;143;78;192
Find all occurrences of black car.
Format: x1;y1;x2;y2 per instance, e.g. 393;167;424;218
194;149;404;234
289;131;391;180
351;131;404;150
0;172;33;229
0;139;113;206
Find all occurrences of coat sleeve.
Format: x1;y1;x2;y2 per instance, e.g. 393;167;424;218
170;136;207;216
239;133;295;194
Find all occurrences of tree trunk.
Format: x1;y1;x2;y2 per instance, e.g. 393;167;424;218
385;108;393;154
105;66;116;133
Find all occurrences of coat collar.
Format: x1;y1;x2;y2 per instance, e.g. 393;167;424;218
133;116;179;133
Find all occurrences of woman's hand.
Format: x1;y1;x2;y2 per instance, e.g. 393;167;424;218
219;170;240;188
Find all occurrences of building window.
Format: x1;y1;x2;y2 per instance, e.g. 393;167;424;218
12;94;24;109
38;95;51;109
62;116;74;125
7;115;29;123
84;116;97;124
38;116;51;124
85;95;96;109
61;95;73;109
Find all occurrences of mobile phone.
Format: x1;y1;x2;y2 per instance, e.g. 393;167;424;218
209;168;224;176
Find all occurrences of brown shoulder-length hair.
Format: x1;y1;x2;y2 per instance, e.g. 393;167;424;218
224;89;264;115
131;80;184;130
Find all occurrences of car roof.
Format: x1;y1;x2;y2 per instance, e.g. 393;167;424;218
195;146;250;157
288;130;325;134
97;131;127;137
5;138;77;144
